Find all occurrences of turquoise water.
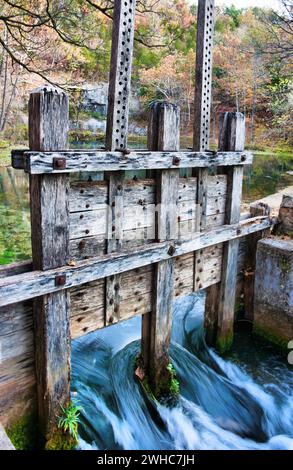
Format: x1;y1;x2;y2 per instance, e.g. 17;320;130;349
72;294;293;450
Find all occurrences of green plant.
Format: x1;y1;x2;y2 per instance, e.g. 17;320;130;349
166;363;180;396
57;401;83;441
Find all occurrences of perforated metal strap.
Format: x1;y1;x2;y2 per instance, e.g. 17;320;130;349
106;0;137;151
193;0;215;152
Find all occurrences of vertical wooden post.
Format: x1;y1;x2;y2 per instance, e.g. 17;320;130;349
205;112;246;352
29;86;70;443
243;202;270;322
142;102;180;396
105;0;136;325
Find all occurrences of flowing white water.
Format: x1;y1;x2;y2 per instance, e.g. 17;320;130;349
72;294;293;450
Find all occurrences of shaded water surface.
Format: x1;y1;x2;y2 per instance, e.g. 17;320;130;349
72;294;293;450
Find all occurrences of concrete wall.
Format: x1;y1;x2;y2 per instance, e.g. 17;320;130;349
254;238;293;348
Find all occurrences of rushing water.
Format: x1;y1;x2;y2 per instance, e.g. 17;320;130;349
72;294;293;450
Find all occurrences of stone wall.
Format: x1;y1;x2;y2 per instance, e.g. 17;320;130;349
254;238;293;348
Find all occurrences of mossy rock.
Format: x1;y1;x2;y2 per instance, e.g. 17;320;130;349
253;324;288;351
6;412;38;450
136;355;180;406
45;429;78;450
216;332;234;355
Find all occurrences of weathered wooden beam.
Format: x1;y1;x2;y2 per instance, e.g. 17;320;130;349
205;112;246;352
28;86;71;443
141;102;180;394
12;149;252;173
0;216;272;308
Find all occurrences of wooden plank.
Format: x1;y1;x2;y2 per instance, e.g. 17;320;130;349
13;150;253;174
0;260;32;278
28;86;71;441
0;216;272;308
105;172;125;325
205;112;246;352
141;103;180;392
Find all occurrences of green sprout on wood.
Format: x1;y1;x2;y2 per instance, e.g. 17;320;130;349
57;401;83;441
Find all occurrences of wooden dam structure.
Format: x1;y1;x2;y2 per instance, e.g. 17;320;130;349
0;0;272;443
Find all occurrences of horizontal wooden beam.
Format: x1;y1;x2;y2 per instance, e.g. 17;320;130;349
12;149;253;174
0;216;271;308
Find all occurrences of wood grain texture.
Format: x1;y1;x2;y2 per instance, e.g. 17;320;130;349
142;103;180;384
0;216;272;308
13;150;253;174
205;112;246;351
29;85;71;439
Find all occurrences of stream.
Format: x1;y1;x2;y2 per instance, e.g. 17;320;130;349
72;294;293;450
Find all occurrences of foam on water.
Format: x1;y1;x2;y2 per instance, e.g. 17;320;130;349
72;294;293;450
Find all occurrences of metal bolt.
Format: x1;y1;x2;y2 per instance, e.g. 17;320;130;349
108;315;114;323
78;240;86;250
109;298;114;305
53;157;66;170
172;155;181;166
168;245;176;256
237;228;242;235
114;283;119;291
122;148;131;155
117;184;123;191
112;201;115;207
241;154;246;162
55;274;66;286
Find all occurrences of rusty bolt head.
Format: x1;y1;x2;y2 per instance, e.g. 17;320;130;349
168;245;176;256
55;274;66;286
78;240;86;250
241;154;246;162
117;184;123;191
109;298;114;305
172;155;181;166
53;157;66;170
108;315;114;324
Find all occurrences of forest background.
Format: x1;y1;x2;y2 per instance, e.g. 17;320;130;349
0;0;292;160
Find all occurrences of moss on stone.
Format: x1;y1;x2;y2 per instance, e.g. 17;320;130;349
45;429;78;450
253;324;288;350
216;332;234;354
6;411;38;450
279;255;291;275
135;356;180;406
